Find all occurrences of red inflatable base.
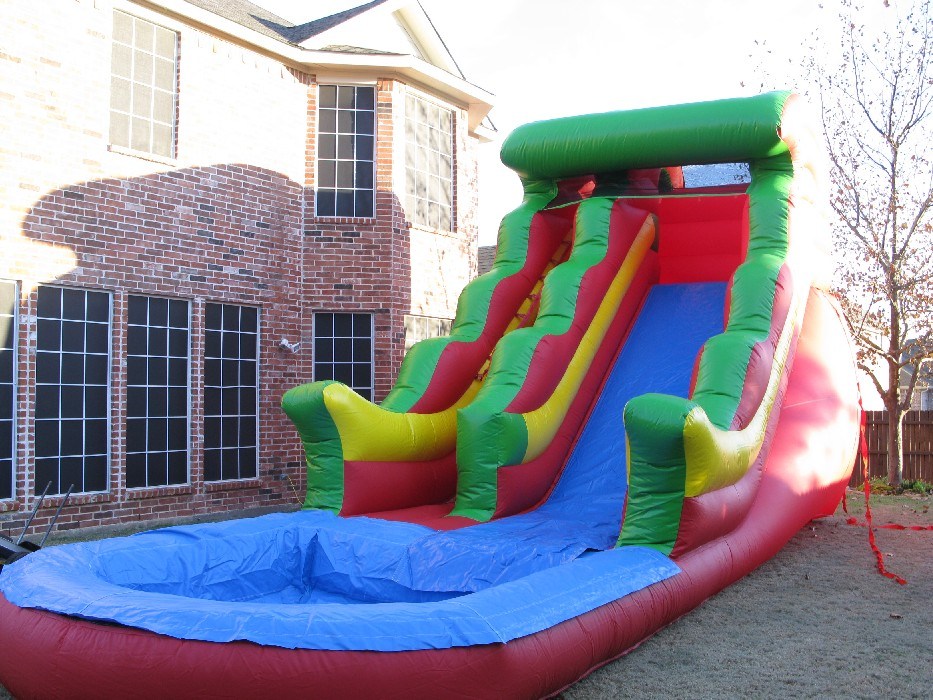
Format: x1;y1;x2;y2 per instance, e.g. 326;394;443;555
0;290;858;700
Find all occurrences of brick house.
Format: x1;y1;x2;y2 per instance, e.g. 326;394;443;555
0;0;494;536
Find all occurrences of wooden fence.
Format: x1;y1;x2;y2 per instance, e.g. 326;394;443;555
850;410;933;486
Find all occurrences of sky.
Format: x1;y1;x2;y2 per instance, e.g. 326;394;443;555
260;0;848;242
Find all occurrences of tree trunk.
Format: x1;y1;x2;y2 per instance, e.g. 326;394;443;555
886;409;904;487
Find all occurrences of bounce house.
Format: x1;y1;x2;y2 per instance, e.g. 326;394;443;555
0;92;860;699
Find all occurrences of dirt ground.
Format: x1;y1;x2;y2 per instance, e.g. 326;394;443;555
561;491;933;700
1;492;930;699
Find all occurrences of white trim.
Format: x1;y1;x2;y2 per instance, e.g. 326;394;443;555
394;4;461;77
128;0;494;133
313;75;377;87
107;144;178;167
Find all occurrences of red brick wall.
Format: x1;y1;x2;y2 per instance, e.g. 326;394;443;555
0;0;480;538
302;79;413;399
0;165;310;536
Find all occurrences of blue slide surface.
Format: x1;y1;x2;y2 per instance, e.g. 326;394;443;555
421;282;728;562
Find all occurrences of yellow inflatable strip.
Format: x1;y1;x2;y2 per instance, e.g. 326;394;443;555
322;380;481;462
521;215;656;463
682;284;804;497
331;220;581;463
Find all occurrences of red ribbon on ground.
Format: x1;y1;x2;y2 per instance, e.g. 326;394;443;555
845;518;933;532
852;408;909;585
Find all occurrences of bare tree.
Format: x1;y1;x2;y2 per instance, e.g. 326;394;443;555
765;0;933;487
822;0;933;486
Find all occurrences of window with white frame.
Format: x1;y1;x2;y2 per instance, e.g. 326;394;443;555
34;286;110;495
405;93;453;231
313;313;373;401
203;303;258;482
0;281;16;500
316;85;376;218
110;10;178;158
126;296;189;488
403;314;451;353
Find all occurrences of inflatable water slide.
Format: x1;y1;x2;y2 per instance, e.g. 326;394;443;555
0;92;860;699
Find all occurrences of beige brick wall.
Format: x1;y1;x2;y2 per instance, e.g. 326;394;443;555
408;102;479;321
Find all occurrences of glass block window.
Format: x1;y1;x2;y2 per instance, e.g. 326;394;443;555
0;282;16;500
313;313;373;401
126;296;189;489
403;314;452;353
110;10;178;158
405;93;453;231
35;287;110;495
316;85;376;218
204;303;258;482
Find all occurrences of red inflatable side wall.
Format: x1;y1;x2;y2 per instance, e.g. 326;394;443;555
339;453;458;516
506;202;646;412
409;206;575;413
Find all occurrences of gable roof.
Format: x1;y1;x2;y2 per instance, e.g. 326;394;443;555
183;0;403;46
181;0;300;43
277;1;390;44
184;1;405;49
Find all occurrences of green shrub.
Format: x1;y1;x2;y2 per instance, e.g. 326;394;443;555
868;476;895;494
902;479;933;495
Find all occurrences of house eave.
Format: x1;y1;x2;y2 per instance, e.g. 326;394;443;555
131;0;494;135
299;50;493;131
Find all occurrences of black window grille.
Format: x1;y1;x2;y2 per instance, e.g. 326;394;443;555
313;313;373;401
204;303;258;481
35;286;110;495
0;281;16;500
126;296;189;488
316;85;376;218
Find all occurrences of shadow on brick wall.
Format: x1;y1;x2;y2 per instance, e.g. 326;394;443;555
1;163;413;535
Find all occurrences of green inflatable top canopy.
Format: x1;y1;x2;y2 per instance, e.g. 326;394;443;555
500;91;793;180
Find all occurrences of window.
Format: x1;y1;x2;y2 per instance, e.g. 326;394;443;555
316;85;376;218
921;388;933;411
682;163;750;187
126;296;189;488
405;93;453;231
110;10;178;158
35;287;110;495
313;313;373;401
204;303;258;482
0;282;16;500
404;314;451;353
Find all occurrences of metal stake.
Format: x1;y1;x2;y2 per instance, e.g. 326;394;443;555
15;481;51;545
38;484;74;548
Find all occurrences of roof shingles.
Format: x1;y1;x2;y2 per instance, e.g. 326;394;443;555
183;0;390;46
